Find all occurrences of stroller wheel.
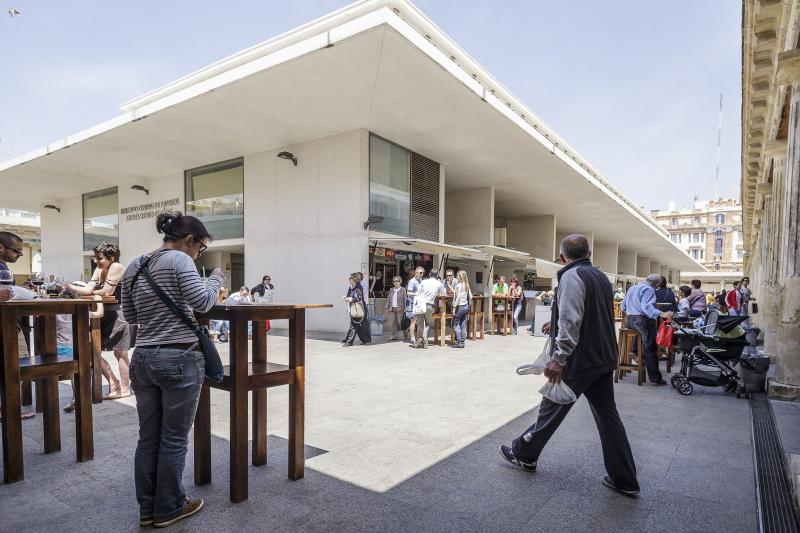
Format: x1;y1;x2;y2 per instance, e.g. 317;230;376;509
722;382;735;393
678;381;693;396
670;375;682;388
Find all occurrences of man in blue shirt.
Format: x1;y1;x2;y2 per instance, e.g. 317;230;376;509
621;274;673;385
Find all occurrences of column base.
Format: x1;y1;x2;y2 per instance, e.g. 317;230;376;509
768;378;800;401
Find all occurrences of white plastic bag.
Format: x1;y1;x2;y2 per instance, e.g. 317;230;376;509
539;380;577;404
516;338;551;375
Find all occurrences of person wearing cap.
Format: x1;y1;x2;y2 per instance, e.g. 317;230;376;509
621;274;673;385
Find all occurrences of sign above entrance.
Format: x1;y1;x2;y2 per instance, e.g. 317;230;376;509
120;198;180;221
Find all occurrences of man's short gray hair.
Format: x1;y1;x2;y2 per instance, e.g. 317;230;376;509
560;234;590;260
645;274;661;286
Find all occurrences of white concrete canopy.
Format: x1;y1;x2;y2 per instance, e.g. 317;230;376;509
0;0;702;272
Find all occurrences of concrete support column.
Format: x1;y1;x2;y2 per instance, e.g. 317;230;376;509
593;242;618;274
444;187;494;245
771;78;800;400
506;215;557;261
618;250;637;276
650;261;662;279
659;265;669;281
636;256;651;278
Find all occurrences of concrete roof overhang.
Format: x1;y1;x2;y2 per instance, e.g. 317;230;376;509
0;0;702;271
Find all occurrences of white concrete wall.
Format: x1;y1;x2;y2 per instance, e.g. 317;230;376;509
444;187;494;245
506;215;557;261
636;256;651;278
618;249;637;276
593;242;618;274
41;196;84;281
243;129;368;332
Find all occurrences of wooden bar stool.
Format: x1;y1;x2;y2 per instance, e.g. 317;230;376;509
468;295;485;340
432;296;453;347
615;327;645;386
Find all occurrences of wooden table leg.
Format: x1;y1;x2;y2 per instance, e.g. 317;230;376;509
194;384;211;485
288;309;305;481
229;317;249;502
252;320;267;467
41;316;60;454
1;307;24;483
90;318;103;403
73;306;94;462
21;381;33;407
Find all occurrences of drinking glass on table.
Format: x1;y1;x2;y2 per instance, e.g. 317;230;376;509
31;272;45;296
0;270;13;286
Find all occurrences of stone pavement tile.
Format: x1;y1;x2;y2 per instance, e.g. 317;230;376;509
772;399;800;457
0;487;74;531
525;488;650;532
660;453;756;509
673;431;754;470
567;453;670;510
643;489;756;532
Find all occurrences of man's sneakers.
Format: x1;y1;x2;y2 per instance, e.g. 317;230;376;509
499;445;537;472
602;476;640;497
153;498;204;528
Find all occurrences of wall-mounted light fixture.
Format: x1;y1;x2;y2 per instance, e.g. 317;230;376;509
131;184;150;195
277;151;298;166
364;215;384;230
43;204;61;213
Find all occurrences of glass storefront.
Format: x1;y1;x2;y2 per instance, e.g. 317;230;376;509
83;187;119;251
368;246;433;298
185;158;244;240
369;134;411;236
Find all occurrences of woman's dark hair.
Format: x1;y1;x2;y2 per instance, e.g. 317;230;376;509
691;279;702;289
156;212;212;243
679;285;691;297
93;241;120;262
659;276;667;289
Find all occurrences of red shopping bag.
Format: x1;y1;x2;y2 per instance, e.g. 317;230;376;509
656;319;673;348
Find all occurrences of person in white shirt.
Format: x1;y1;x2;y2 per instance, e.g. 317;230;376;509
676;286;692;319
384;276;408;341
227;286;252;305
406;267;425;346
412;269;446;349
451;270;472;348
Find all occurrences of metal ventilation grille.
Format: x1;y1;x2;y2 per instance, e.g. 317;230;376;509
750;393;800;533
410;152;440;241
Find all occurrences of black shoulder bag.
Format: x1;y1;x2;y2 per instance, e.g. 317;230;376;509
134;255;224;383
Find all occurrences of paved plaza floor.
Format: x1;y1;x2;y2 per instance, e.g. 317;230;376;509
0;330;766;532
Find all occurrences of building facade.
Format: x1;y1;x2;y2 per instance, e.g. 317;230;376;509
0;0;703;332
650;199;744;272
0;208;41;280
742;0;800;401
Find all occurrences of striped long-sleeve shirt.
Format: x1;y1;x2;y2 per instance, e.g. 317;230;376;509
121;249;222;346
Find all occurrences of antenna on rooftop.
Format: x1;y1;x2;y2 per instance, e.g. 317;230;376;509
714;93;723;200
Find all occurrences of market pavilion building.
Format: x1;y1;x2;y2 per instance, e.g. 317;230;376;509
0;0;702;332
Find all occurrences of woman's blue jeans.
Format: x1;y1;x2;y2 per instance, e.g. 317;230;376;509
130;346;205;522
513;301;523;334
453;304;470;344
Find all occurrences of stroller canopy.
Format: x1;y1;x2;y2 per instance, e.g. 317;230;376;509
714;315;749;334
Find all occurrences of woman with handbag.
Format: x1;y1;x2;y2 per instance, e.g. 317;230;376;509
342;273;369;346
120;212;222;528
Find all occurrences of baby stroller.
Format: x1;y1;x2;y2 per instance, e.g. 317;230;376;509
670;307;754;397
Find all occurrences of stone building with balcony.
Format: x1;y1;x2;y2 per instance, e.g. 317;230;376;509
650;198;744;272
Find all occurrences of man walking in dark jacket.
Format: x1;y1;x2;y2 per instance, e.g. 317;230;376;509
499;235;640;496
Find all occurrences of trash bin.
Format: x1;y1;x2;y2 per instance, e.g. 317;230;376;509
739;349;770;393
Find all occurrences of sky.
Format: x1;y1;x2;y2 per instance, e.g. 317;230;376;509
0;0;742;213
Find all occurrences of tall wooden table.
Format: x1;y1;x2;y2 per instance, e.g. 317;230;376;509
469;295;486;340
193;303;331;503
0;299;94;483
490;295;517;336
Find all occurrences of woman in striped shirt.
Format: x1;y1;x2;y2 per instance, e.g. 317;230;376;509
121;212;222;528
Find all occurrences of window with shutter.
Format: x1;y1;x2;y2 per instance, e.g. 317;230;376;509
410;152;440;241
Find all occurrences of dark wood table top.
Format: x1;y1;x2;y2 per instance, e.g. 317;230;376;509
211;303;333;310
0;297;116;306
